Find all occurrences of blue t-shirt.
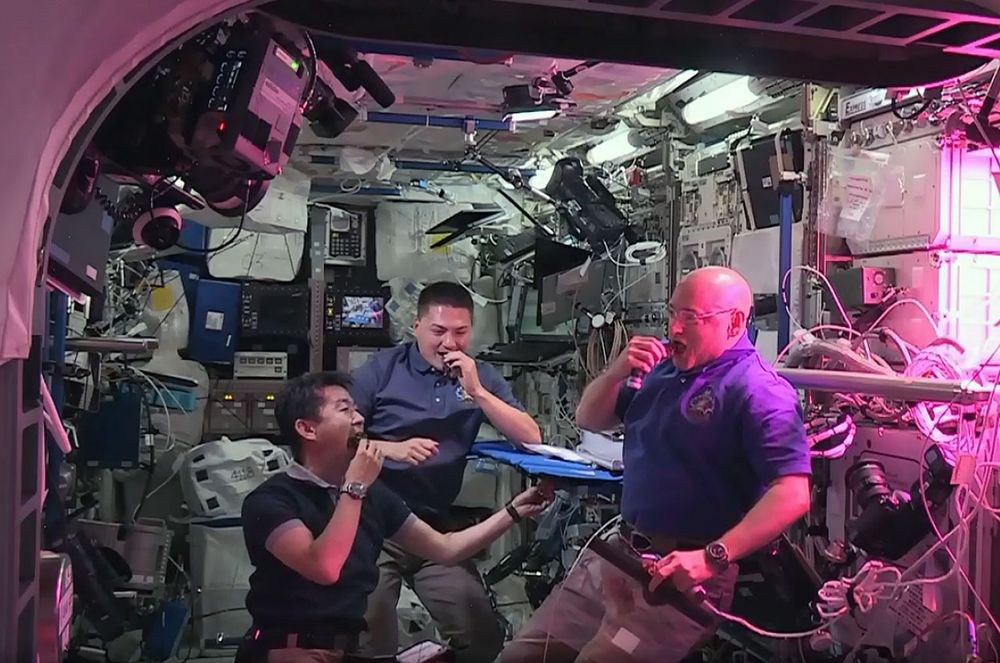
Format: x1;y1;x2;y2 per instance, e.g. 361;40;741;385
350;342;525;519
615;334;810;541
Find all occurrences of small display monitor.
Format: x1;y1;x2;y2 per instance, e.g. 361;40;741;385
241;283;310;338
539;258;610;330
261;293;309;326
341;295;385;329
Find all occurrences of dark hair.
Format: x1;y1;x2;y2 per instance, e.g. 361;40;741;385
275;371;353;461
416;281;474;318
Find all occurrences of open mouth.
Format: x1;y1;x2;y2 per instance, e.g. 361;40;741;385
670;341;688;358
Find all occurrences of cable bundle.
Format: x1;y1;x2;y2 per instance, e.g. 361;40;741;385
905;342;977;453
816;561;902;620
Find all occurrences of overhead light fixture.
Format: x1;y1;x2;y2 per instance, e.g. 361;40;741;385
505;108;560;123
662;69;700;95
681;76;762;126
585;127;645;165
502;84;563;124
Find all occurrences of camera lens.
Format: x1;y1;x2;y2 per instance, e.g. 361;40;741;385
846;459;892;509
189;167;269;217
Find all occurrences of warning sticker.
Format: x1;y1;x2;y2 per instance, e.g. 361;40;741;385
259;77;297;115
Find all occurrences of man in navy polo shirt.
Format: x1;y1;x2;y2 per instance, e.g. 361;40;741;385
352;281;542;662
240;372;549;663
501;266;811;663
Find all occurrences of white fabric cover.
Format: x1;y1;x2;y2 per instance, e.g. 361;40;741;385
180;437;291;518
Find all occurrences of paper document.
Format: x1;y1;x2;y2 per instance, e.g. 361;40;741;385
841;174;874;223
524;443;593;465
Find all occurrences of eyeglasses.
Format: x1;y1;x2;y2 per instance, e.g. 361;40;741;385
666;307;737;325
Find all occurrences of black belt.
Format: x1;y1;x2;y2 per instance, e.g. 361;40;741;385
243;627;359;652
619;522;709;557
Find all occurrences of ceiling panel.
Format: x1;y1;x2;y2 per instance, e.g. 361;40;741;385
296;48;678;163
267;0;996;86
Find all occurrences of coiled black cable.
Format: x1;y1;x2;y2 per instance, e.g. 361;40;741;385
94;187;145;227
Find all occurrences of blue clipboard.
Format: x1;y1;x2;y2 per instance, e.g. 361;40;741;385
471;441;622;482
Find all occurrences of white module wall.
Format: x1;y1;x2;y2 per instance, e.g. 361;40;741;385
840;113;1000;256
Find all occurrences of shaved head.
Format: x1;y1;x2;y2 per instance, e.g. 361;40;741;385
675;266;753;316
668;267;754;370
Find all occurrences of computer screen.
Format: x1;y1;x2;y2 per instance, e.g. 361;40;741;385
341;295;385;329
261;293;309;325
539;259;610;330
242;283;311;337
520;289;574;337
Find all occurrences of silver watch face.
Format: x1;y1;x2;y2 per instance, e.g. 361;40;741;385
707;541;728;563
343;481;368;498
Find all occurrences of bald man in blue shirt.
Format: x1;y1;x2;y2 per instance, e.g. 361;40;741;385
501;267;812;663
352;282;542;662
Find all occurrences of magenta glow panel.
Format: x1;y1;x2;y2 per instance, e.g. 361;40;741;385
935;253;1000;355
936;147;1000;354
940;147;1000;254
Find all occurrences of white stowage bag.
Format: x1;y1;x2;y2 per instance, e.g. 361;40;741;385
179;437;291;518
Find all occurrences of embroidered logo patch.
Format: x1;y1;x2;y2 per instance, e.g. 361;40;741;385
684;386;717;423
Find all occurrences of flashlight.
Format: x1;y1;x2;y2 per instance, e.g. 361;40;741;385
625;339;672;390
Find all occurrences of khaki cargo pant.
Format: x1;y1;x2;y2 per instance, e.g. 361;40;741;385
500;539;737;663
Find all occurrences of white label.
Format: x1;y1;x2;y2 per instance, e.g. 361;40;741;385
611;627;640;654
85;265;97;280
841;174;874;222
840;88;889;120
205;311;225;331
953;454;976;486
272;44;297;69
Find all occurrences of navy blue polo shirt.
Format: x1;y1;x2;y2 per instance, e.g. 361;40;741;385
350;342;524;520
615;333;810;541
241;463;413;630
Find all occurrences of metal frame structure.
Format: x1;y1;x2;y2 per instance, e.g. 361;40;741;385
270;0;999;87
5;0;1000;658
0;331;44;661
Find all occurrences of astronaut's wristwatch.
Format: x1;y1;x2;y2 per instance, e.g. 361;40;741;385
704;540;730;571
340;482;369;500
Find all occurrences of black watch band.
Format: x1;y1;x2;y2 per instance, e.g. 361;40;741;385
505;502;521;523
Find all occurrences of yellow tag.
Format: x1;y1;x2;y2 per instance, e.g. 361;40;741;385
149;286;174;311
429;234;451;254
